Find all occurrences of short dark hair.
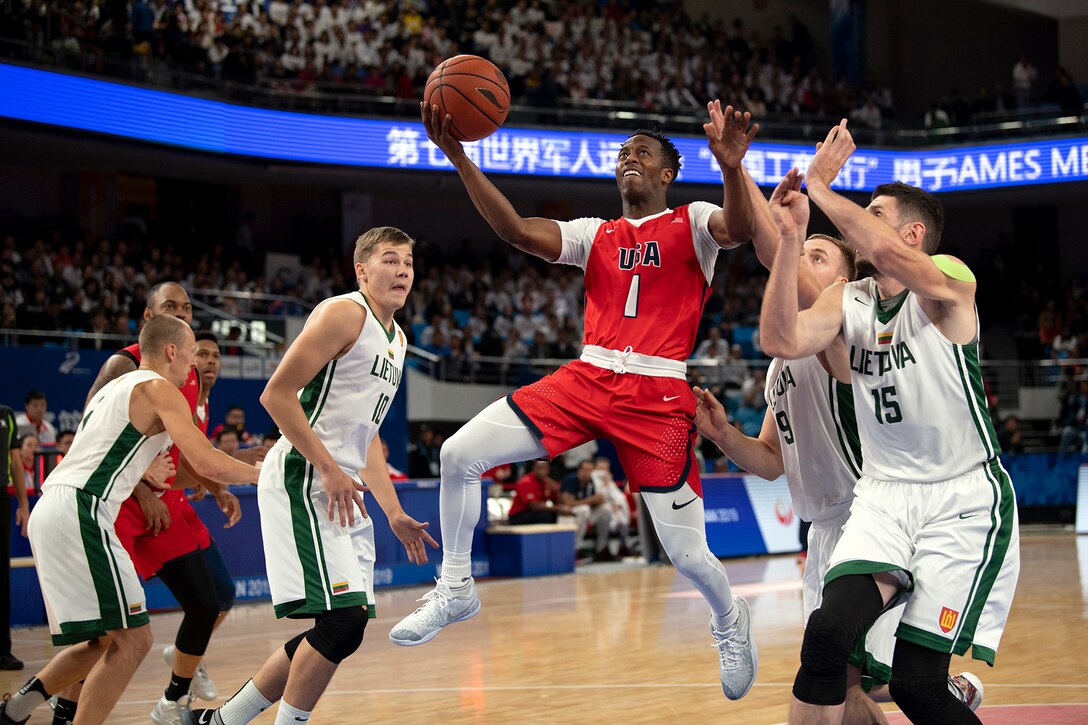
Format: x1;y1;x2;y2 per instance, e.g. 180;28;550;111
216;428;239;443
629;128;682;177
58;429;76;439
195;330;219;345
146;281;184;307
25;389;45;405
227;405;245;414
871;182;945;253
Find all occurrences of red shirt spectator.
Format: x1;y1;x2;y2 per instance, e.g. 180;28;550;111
507;462;559;518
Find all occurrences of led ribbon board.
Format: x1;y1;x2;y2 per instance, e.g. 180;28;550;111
4;63;1088;192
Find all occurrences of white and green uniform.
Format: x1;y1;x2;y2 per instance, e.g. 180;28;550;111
260;291;406;619
29;370;171;644
826;278;1020;665
766;355;897;683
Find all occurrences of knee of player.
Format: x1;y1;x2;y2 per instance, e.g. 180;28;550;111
887;672;951;712
306;606;369;665
439;434;487;480
112;625;154;657
799;606;861;670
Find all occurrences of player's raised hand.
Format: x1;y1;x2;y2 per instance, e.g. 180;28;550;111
769;168;810;240
421;101;465;159
693;386;730;441
704;100;759;170
806;118;855;188
389;512;440;565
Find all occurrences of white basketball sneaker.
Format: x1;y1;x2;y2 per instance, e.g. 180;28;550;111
711;596;758;700
948;671;984;711
389;578;481;646
163;645;218;701
150;693;191;725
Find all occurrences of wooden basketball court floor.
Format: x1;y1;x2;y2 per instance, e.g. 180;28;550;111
3;530;1086;724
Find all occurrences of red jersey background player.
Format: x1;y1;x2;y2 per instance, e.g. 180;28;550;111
390;101;762;700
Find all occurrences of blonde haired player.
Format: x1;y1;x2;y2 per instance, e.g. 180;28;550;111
760;123;1019;725
185;227;438;725
0;316;259;725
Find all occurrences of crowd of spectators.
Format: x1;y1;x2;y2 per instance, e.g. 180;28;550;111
4;0;892;124
923;55;1084;131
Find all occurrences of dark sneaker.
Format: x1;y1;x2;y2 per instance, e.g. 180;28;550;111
0;656;22;671
181;708;223;725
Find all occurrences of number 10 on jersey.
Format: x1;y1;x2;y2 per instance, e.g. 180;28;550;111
372;393;391;424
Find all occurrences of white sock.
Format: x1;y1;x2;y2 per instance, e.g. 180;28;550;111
274;700;311;724
219;679;274;724
441;551;473;589
712;604;738;632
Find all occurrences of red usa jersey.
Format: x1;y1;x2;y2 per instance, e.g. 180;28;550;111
556;202;729;361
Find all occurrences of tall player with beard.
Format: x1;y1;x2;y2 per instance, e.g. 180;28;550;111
389;101;763;699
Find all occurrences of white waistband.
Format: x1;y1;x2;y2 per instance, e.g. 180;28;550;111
579;345;688;379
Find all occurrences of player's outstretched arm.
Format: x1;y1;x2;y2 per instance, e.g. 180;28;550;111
805;120;975;306
421;102;562;261
144;381;259;485
694;388;784;480
760;170;844;359
358;435;438;564
756;167;825;308
261;299;369;526
704;101;758;248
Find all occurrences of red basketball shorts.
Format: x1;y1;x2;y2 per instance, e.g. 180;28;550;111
508;361;701;496
113;489;212;580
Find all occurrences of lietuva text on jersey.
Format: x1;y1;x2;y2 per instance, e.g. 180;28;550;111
848;342;917;376
767;363;797;407
369;354;402;387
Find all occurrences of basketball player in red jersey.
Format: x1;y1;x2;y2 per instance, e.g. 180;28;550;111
51;283;242;725
390;101;763;699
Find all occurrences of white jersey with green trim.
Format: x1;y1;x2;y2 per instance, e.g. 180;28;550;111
765;355;860;525
841;278;1000;482
42;369;172;514
285;291;406;473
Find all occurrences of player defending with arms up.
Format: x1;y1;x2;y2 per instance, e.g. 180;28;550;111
390;100;763;699
0;316;259;725
758;122;1019;725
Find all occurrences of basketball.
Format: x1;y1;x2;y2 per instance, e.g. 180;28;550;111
423;55;510;142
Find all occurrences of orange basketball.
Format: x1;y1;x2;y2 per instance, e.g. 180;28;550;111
423;55;510;142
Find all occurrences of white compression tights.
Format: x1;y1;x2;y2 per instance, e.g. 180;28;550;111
438;398;734;617
438;398;548;582
641;485;734;616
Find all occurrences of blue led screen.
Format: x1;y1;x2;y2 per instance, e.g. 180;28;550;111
4;63;1088;193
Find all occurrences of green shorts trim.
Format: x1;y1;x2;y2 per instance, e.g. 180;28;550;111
824;559;914;591
274;594;374;620
896;622;954;654
52;613;150;646
970;644;996;666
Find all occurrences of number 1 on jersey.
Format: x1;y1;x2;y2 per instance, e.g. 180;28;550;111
624;274;640;318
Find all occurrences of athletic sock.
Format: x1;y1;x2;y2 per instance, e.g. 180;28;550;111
273;700;311;724
164;673;194;702
712;603;738;632
218;679;274;723
440;552;473;590
6;677;50;721
52;697;77;725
